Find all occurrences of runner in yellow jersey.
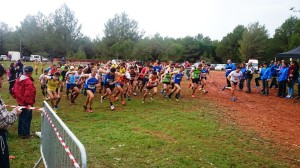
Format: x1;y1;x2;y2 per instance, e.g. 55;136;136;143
43;72;62;111
33;60;38;75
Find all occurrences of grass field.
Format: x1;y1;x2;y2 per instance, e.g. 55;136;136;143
1;61;299;168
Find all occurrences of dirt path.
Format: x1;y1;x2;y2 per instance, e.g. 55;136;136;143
188;71;300;147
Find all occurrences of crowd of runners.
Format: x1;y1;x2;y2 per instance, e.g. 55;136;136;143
31;59;212;112
3;58;300;113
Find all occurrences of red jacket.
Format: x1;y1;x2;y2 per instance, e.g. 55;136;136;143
12;74;36;106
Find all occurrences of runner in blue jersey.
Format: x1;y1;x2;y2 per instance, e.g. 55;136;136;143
78;68;100;113
99;67;120;110
199;64;209;93
168;66;185;101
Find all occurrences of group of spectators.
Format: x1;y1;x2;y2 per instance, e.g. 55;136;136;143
223;59;300;100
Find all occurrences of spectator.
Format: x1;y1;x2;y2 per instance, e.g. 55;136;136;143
269;61;278;89
225;59;236;87
277;61;289;98
255;65;263;93
0;99;22;168
15;60;23;77
245;62;255;93
297;68;300;99
12;66;36;138
239;63;246;91
286;61;299;98
260;62;272;95
8;63;17;94
0;64;6;89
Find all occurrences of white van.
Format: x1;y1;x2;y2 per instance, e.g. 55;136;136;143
248;59;258;71
30;55;41;61
0;55;8;61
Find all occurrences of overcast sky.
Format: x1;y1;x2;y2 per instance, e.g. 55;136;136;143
0;0;299;40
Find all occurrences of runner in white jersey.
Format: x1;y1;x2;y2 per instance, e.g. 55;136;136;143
66;66;83;104
222;66;243;101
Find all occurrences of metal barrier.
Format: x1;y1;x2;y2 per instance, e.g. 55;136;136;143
34;101;87;168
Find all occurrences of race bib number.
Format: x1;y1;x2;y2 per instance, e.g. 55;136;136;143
88;85;95;89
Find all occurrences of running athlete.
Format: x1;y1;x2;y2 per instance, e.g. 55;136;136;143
222;66;243;101
127;66;139;99
66;66;83;104
113;72;129;105
39;70;48;100
136;63;144;90
189;64;202;97
99;68;119;110
43;72;62;111
168;66;185;101
142;71;159;103
33;60;38;75
139;65;154;93
160;64;175;98
79;68;100;112
200;64;209;93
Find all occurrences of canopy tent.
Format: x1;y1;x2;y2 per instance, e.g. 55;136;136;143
276;46;300;58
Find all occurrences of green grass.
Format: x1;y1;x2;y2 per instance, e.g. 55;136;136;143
1;61;299;167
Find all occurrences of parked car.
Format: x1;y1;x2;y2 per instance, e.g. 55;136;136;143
22;56;31;62
30;55;41;61
42;57;48;62
209;64;217;70
214;64;226;71
0;55;8;61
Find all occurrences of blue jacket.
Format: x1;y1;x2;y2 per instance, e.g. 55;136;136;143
225;63;236;76
270;64;278;76
261;67;272;80
278;67;289;82
241;67;246;79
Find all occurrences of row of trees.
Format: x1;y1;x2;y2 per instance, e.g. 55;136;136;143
0;4;300;63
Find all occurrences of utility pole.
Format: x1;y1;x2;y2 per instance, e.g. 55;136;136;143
19;40;21;54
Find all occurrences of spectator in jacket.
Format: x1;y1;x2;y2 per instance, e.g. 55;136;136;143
260;62;272;95
245;62;255;93
286;61;299;98
12;66;36;138
8;63;17;94
0;64;6;89
297;68;300;99
239;63;246;91
269;61;278;89
15;60;23;77
0;99;22;168
277;61;289;98
225;59;236;87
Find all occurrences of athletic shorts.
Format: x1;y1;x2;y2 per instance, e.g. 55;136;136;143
85;88;96;93
163;82;170;85
138;77;143;81
142;78;149;84
231;81;238;85
201;76;207;80
192;78;200;84
115;82;124;87
66;83;76;90
130;80;135;85
41;85;47;90
146;85;157;90
104;84;115;91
